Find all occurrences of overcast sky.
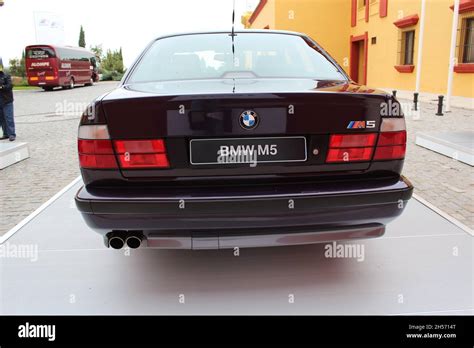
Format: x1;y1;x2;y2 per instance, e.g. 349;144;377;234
0;0;259;67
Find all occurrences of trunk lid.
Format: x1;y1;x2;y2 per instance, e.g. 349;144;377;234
100;78;390;179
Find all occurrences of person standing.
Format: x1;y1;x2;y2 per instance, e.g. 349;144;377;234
0;58;16;141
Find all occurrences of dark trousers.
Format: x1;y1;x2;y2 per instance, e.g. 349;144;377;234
0;99;15;137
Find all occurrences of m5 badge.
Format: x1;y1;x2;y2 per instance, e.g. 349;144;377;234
347;120;376;129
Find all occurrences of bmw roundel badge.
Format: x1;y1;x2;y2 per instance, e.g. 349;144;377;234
239;110;259;130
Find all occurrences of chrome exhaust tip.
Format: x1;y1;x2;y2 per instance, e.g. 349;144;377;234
125;235;143;249
109;236;125;250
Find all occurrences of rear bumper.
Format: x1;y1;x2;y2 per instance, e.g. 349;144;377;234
75;176;413;248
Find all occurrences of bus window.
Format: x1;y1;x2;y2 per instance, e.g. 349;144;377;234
27;47;56;59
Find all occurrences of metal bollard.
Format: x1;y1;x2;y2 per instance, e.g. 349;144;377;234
414;92;419;111
436;96;444;116
392;90;397;98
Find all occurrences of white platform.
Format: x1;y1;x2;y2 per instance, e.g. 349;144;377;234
416;131;474;166
0;180;472;315
0;141;30;169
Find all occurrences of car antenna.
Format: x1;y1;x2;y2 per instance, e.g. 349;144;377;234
231;0;236;55
231;0;236;93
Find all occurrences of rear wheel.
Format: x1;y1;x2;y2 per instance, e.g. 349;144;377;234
85;78;94;87
64;78;75;90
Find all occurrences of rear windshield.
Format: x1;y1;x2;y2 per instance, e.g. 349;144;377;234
26;47;56;59
128;33;346;83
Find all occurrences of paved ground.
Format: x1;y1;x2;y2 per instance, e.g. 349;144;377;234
0;84;472;235
401;99;474;229
0;82;118;234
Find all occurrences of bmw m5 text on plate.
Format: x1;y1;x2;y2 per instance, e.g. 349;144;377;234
75;30;413;250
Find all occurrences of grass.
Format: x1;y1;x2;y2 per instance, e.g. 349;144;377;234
13;85;41;91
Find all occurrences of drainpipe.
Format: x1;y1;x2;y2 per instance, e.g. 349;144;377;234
446;0;460;112
415;0;426;94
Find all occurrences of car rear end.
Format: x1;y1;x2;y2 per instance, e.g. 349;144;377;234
75;31;413;250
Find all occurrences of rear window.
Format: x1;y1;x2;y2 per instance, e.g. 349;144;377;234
128;33;346;82
26;47;56;59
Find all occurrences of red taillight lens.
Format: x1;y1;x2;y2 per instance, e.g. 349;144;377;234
326;147;373;163
329;133;377;148
113;139;169;169
377;131;406;146
79;154;118;169
114;140;165;154
326;119;407;163
326;133;375;163
374;119;407;160
374;144;406;160
117;153;170;169
78;139;114;154
78;139;117;169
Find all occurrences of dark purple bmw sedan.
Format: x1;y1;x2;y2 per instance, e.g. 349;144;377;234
75;30;413;250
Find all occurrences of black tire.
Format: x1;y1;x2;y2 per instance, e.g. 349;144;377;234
85;78;94;87
64;78;75;90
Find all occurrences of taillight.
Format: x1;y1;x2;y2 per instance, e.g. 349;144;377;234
114;140;166;154
78;125;118;169
377;131;406;146
329;134;377;148
374;118;407;160
78;125;170;170
78;124;110;139
326;133;376;163
113;140;169;169
326;147;373;163
373;145;406;160
326;118;407;163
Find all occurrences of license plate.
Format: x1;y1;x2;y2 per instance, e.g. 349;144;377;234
190;136;307;165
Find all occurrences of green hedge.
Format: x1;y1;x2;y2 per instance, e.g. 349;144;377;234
101;69;124;81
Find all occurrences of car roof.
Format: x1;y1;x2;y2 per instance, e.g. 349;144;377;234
152;29;307;41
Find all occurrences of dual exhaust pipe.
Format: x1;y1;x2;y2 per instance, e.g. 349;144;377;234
107;232;143;250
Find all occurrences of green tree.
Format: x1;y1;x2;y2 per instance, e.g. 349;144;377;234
8;51;26;78
101;48;125;80
90;44;103;63
78;25;86;48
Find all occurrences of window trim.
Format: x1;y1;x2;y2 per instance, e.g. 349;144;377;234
380;0;388;18
449;0;474;14
393;14;419;28
461;17;474;64
402;30;415;65
455;15;474;73
393;29;416;73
